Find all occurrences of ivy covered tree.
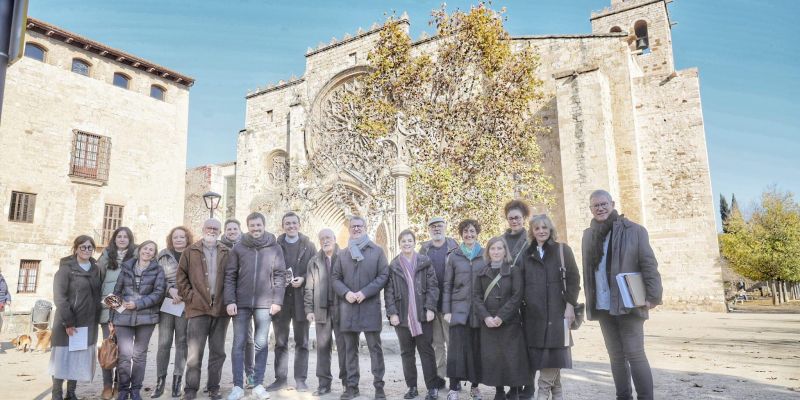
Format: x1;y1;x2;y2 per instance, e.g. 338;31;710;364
349;3;552;238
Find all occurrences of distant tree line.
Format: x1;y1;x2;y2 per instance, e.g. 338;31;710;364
719;187;800;305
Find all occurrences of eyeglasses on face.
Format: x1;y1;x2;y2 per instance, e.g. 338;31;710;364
590;202;611;210
79;245;94;251
507;215;523;221
350;224;365;230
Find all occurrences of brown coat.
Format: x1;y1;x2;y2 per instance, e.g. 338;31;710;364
177;240;230;318
581;216;662;320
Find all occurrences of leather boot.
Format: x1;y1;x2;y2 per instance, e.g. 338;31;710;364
64;380;79;400
102;384;114;400
152;375;166;398
52;378;64;400
171;375;182;398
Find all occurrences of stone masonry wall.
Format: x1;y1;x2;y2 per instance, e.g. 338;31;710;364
633;69;724;310
0;30;190;310
233;2;723;310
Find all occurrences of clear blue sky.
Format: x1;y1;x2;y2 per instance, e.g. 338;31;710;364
28;0;800;225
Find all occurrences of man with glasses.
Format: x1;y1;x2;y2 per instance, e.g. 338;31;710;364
177;219;229;400
418;217;458;389
304;228;346;396
267;212;317;392
332;216;390;400
581;190;662;400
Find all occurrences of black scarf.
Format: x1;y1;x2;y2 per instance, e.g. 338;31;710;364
587;210;619;271
241;233;271;249
220;236;237;249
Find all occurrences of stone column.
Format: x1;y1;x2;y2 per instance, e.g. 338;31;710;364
391;163;412;243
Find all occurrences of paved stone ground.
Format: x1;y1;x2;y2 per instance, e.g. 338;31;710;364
1;310;799;400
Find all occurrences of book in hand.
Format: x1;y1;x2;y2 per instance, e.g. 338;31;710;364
616;272;647;308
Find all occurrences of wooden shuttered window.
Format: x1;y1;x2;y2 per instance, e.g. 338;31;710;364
9;191;36;223
101;204;124;245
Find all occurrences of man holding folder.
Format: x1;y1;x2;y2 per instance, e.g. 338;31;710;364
582;190;662;400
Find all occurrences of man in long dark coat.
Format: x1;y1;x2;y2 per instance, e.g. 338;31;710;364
332;216;390;400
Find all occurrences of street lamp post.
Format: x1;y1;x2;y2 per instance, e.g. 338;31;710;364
203;191;222;219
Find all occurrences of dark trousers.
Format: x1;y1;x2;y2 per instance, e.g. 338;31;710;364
101;323;117;386
342;331;385;389
597;311;654;400
395;321;438;390
273;311;310;382
156;311;188;377
184;315;230;395
116;324;156;392
315;314;347;389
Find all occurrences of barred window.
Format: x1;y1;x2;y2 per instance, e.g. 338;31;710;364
8;191;36;223
102;204;124;245
17;260;40;293
69;130;111;182
72;58;91;76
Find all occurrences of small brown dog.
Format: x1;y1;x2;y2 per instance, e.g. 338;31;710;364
35;329;52;352
11;334;32;352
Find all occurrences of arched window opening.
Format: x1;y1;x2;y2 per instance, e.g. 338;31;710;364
71;58;91;76
634;20;650;53
610;26;623;33
150;85;166;101
113;73;130;89
24;43;46;62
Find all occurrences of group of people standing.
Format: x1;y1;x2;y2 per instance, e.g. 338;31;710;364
46;189;662;400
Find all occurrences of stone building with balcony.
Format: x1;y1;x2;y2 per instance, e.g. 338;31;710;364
0;18;193;310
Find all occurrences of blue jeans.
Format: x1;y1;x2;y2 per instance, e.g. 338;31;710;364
231;308;271;388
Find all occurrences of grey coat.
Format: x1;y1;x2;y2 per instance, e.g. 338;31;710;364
581;216;663;320
224;233;287;309
521;240;580;348
384;254;439;327
111;259;166;326
332;240;389;332
51;256;102;347
277;233;317;321
156;248;180;294
442;246;486;328
304;248;339;322
97;248;134;323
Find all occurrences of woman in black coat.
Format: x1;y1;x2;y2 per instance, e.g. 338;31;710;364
521;214;580;400
385;229;440;400
112;240;166;400
442;219;486;400
473;236;529;400
49;235;102;400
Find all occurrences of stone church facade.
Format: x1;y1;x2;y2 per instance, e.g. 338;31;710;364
232;0;722;310
0;18;192;310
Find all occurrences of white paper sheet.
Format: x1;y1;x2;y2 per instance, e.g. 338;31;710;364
160;299;185;317
564;319;571;347
69;327;88;351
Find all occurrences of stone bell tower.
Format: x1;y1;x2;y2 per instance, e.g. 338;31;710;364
591;0;675;75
